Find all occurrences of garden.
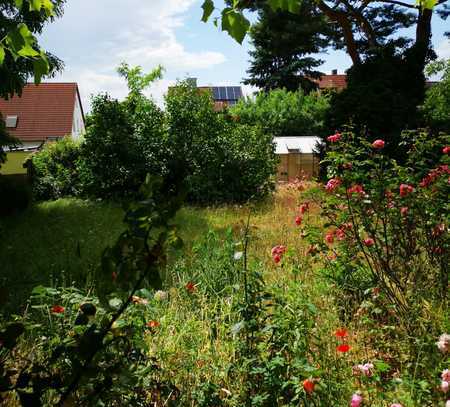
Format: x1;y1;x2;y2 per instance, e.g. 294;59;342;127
1;0;450;406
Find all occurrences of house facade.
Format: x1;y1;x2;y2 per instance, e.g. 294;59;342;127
0;83;85;150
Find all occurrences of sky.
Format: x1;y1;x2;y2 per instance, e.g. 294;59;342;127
39;0;450;112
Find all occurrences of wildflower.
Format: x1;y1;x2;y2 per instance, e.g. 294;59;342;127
234;252;243;260
185;282;196;293
437;334;450;353
295;216;303;226
326;178;342;192
271;245;287;256
390;404;403;407
442;381;449;393
363;237;375;247
327;132;342;143
154;290;168;301
303;379;315;394
399;184;414;197
350;393;363;407
337;344;351;353
335;328;348;338
400;207;409;216
372;139;385;149
146;320;160;328
325;232;335;244
336;228;346;240
353;363;374;377
299;203;309;214
273;254;281;264
347;184;365;196
132;296;149;305
443;369;450;382
51;305;65;314
443;146;450;154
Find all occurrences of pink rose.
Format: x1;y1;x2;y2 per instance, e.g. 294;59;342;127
372;139;385;149
442;381;449;393
442;369;450;382
400;207;409;216
326;178;342;192
443;146;450;154
350;393;363;407
363;237;375;247
399;184;414;197
328;133;342;143
325;232;335;244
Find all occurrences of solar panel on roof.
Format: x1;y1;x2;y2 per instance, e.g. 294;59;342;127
212;87;220;99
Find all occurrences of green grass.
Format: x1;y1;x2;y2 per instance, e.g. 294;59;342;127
0;199;125;310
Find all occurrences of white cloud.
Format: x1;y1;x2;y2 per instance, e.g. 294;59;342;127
43;0;226;111
436;39;450;59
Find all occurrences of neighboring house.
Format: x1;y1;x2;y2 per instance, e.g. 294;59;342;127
316;70;347;91
172;78;244;112
0;83;85;151
275;136;321;181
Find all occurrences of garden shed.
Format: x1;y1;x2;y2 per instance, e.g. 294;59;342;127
275;136;321;181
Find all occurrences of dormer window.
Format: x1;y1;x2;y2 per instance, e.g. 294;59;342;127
5;115;18;128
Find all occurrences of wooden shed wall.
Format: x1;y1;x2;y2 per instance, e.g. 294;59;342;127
277;153;319;182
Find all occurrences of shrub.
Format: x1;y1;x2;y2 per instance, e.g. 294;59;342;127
422;58;450;132
328;48;425;158
166;81;277;203
303;129;449;314
31;137;82;200
230;88;330;138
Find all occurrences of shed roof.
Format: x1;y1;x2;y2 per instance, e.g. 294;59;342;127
274;136;321;154
0;83;83;141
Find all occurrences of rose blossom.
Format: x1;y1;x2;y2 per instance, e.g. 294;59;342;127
326;178;342;192
437;334;450;353
299;203;309;214
353;363;374;377
400;207;409;216
327;133;342;143
51;305;65;314
443;146;450;154
442;381;449;393
372;139;385;149
399;184;414;197
325;232;335;244
350;393;363;407
303;379;315;394
363;237;375;247
295;216;303;226
443;369;450;382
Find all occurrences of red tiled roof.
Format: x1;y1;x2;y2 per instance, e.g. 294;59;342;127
316;74;347;90
0;83;82;141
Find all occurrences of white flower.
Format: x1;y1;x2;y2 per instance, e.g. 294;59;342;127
154;290;168;301
233;252;243;261
443;369;450;382
442;381;449;394
437;334;450;353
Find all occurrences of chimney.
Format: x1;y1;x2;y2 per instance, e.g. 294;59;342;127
332;69;338;75
187;77;197;87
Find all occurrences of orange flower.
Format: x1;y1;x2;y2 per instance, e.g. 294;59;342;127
336;344;351;353
303;379;315;394
335;328;348;338
146;320;160;328
51;305;65;314
185;282;196;293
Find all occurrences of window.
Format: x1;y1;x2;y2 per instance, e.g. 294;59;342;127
5;115;18;128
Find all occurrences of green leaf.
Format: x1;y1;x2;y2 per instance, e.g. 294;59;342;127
33;51;50;84
416;0;437;8
201;0;215;22
221;9;250;44
14;0;23;8
0;46;5;65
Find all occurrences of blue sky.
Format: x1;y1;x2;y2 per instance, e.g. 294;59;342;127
40;0;450;111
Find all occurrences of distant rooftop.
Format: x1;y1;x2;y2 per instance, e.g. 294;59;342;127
274;136;321;155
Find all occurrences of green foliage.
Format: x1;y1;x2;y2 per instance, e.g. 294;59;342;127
328;48;426;157
165;81;277;203
422;59;450;132
30;137;82;200
0;175;31;216
78;93;162;199
244;1;329;92
0;0;65;98
231;88;330;138
306;129;449;313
